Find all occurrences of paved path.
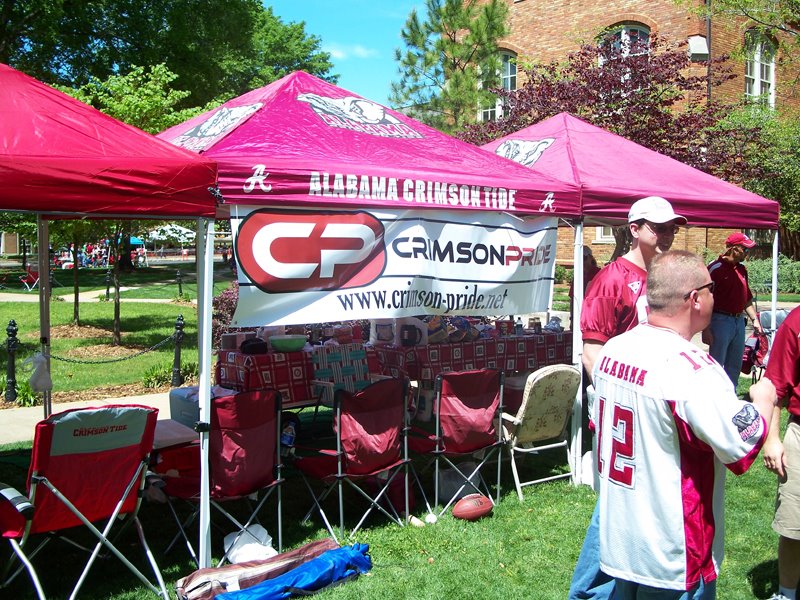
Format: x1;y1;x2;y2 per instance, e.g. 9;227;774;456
0;287;195;304
0;391;172;445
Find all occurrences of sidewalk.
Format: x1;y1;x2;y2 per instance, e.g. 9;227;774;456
0;391;172;445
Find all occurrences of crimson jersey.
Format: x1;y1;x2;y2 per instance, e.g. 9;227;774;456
707;258;752;314
593;325;767;590
764;307;800;417
581;257;648;344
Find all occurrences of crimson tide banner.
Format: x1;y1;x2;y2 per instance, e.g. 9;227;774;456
230;207;557;326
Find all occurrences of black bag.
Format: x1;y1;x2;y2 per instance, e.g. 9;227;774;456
240;338;268;355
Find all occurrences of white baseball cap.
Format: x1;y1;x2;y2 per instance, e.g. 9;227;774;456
627;196;687;225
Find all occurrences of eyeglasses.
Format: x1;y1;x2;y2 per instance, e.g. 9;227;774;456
683;281;715;300
645;221;680;236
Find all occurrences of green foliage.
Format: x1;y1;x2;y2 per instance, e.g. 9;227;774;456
59;64;211;134
554;264;572;284
746;255;800;293
3;1;336;111
0;373;40;408
142;361;197;388
391;0;509;133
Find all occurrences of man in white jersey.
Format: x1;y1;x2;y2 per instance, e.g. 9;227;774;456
593;251;778;598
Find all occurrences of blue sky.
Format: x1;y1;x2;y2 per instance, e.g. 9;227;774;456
267;1;425;105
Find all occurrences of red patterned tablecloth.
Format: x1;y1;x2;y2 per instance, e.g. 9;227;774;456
374;331;573;382
215;346;381;409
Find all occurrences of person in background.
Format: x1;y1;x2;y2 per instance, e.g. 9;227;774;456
595;250;777;597
570;196;687;600
762;306;800;600
569;246;601;328
704;232;763;386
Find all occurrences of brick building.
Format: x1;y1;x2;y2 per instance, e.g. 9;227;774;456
488;0;797;266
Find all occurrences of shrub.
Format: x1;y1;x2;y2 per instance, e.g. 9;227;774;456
212;280;239;348
745;255;800;294
142;361;198;388
0;374;40;407
555;264;573;285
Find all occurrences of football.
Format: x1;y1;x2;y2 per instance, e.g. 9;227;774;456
451;493;493;521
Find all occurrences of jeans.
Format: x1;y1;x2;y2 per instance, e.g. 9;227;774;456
613;576;715;599
707;312;746;386
568;502;614;599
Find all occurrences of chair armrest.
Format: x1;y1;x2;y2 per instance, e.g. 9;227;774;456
0;482;34;520
368;373;392;382
501;412;520;426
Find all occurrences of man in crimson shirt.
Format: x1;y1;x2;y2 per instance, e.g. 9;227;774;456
704;232;764;385
569;196;687;600
763;308;800;600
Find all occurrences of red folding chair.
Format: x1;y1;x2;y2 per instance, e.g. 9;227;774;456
295;377;410;542
156;389;283;566
0;404;168;599
409;369;505;517
19;266;39;292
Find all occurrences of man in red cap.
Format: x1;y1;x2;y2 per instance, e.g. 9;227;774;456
704;232;763;385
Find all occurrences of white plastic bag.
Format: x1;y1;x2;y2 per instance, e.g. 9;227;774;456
23;352;53;393
223;524;277;563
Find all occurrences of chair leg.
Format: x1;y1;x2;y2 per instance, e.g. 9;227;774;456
6;539;46;600
509;447;524;502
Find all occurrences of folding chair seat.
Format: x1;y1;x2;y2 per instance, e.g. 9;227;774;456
19;266;39;292
295;377;410;542
0;404;168;599
156;389;283;566
501;364;581;501
408;369;504;517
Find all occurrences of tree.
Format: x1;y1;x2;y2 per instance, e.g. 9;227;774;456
390;0;509;133
460;35;770;257
691;0;800;39
1;1;336;109
460;35;766;187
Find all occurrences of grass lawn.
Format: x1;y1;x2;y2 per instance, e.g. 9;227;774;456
0;404;787;599
0;274;787;598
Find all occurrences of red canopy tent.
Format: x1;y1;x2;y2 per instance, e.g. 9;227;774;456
0;65;220;573
159;71;581;217
480;112;779;228
0;63;217;217
482;112;780;486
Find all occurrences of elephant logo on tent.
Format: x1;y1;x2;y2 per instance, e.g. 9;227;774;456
495;138;555;167
297;93;422;139
170;103;263;152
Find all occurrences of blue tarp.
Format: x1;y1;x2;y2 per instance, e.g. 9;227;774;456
218;544;372;600
130;236;144;245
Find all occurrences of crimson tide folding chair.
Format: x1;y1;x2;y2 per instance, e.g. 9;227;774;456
157;389;283;566
409;369;504;517
0;404;168;599
19;266;39;292
502;364;581;501
295;377;410;542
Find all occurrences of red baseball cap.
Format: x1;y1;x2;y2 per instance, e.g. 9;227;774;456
725;232;756;248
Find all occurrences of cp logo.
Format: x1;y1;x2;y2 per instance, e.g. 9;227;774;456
236;210;386;292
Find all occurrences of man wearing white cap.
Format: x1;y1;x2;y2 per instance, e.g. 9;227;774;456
570;196;687;600
704;232;763;385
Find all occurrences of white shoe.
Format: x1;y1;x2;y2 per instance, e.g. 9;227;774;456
767;594;791;600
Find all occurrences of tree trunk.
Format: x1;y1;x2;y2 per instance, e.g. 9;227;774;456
609;225;631;262
112;264;121;345
71;238;81;325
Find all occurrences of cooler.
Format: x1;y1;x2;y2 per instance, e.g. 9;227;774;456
169;385;238;428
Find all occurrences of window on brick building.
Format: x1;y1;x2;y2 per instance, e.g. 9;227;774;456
595;226;615;243
479;51;517;122
599;24;650;63
745;30;776;108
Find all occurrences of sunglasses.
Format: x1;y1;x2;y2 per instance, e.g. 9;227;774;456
645;221;680;235
683;281;715;300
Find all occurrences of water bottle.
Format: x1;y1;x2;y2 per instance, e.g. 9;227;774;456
280;422;296;457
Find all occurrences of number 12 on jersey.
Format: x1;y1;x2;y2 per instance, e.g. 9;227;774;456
596;396;635;487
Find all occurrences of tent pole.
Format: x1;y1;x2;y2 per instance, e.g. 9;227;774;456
771;230;779;331
570;221;584;486
37;215;52;418
196;217;215;568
